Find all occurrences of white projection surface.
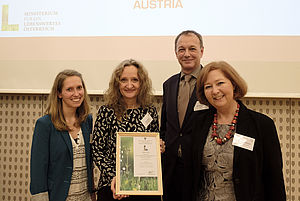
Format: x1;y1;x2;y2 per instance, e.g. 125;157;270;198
1;0;300;97
1;0;300;36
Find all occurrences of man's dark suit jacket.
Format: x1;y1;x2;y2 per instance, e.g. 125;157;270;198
160;72;198;201
191;101;286;201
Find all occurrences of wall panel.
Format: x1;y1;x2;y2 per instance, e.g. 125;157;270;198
0;94;297;200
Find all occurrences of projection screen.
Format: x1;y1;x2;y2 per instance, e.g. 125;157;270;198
1;0;300;97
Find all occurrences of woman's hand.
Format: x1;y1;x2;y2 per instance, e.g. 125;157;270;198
160;139;166;153
111;177;129;200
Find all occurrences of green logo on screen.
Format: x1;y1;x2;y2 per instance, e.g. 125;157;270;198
1;5;19;31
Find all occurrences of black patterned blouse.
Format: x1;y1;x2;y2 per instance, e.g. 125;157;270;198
91;105;159;190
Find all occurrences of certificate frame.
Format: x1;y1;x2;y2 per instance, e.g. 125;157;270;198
116;132;163;195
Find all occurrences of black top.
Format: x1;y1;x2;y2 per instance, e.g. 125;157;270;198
92;105;159;190
191;101;286;201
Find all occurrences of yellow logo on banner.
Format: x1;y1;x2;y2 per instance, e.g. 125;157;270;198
1;5;19;31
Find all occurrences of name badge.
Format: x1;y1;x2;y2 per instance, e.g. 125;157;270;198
232;133;255;151
141;112;153;128
194;101;209;111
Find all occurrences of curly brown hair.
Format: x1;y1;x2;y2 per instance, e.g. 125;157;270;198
105;59;153;119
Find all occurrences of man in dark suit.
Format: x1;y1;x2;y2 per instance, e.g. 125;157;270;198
160;30;204;201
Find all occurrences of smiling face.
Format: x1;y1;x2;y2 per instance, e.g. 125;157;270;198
119;65;140;105
58;76;84;110
204;69;235;110
175;33;204;74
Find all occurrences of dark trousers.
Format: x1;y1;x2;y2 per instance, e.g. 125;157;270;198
97;186;115;201
164;157;187;201
97;186;162;201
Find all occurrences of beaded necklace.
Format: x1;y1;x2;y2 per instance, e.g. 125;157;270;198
211;103;240;145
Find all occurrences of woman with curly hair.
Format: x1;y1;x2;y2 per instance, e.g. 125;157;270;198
92;59;162;201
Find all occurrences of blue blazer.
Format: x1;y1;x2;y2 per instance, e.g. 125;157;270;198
30;114;93;201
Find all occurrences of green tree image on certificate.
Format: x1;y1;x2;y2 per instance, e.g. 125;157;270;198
119;136;158;191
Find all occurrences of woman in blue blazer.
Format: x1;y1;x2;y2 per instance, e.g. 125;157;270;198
191;61;286;201
30;70;95;201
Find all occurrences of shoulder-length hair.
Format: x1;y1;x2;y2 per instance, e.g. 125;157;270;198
45;69;90;131
105;59;153;119
196;61;248;106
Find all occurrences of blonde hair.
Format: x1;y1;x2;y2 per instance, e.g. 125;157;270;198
45;69;90;131
105;59;153;119
197;61;248;106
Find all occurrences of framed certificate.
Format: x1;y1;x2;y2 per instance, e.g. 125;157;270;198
116;132;163;195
